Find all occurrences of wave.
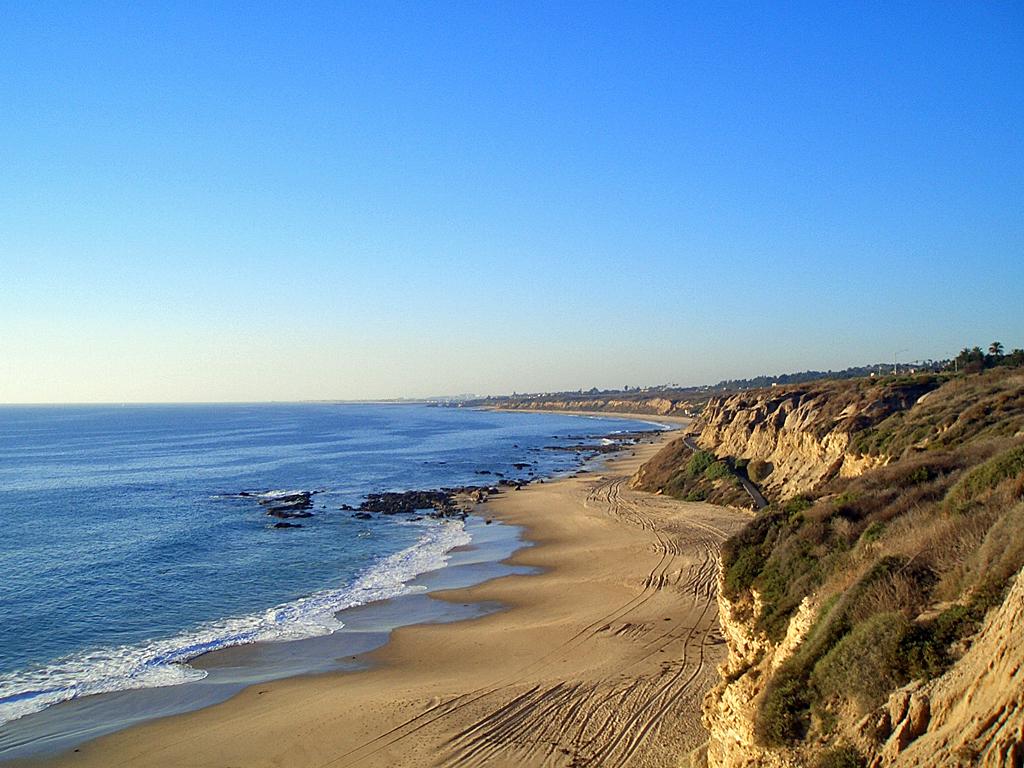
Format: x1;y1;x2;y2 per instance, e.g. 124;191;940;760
0;519;470;726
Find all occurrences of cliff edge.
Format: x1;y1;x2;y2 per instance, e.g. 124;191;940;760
635;367;1024;767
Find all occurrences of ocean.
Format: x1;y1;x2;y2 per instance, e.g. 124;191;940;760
0;403;657;751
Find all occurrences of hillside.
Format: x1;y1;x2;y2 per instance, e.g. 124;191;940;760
484;393;703;417
465;362;954;418
632;367;1024;767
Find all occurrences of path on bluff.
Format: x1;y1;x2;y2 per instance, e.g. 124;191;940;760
683;435;769;510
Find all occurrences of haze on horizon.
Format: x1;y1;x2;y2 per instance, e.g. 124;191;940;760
1;3;1021;404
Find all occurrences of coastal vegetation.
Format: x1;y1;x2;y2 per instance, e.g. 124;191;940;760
631;441;753;507
724;368;1023;753
634;356;1024;765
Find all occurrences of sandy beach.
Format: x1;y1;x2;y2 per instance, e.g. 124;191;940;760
26;425;749;768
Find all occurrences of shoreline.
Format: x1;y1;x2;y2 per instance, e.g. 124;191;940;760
1;410;665;761
20;421;749;768
0;408;655;759
483;405;693;428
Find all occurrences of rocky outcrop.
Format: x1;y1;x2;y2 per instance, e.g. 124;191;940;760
876;566;1024;767
705;566;1024;767
692;381;935;500
703;582;813;768
230;489;320;523
357;485;500;517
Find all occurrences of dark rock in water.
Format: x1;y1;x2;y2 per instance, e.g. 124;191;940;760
544;443;621;454
474;469;492;475
485;518;493;525
339;504;355;511
356;484;499;518
259;491;314;511
273;522;302;529
257;491;318;519
410;515;423;521
512;462;532;470
352;512;373;520
360;490;455;515
266;509;314;519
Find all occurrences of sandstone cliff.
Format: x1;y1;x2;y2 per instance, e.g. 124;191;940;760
666;369;1024;768
691;379;937;501
884;565;1023;767
704;565;1024;768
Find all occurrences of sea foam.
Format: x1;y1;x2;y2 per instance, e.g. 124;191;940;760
0;518;469;726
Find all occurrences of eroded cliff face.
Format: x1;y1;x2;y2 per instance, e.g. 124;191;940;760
704;566;1024;768
693;383;932;500
692;372;1024;767
882;566;1024;767
703;581;813;768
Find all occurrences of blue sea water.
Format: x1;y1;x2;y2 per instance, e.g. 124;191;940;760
0;403;654;728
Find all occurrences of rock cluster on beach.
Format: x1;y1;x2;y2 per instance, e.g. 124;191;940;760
543;430;662;455
342;484;504;519
235;429;651;531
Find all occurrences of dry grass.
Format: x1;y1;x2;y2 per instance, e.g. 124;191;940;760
708;369;1024;749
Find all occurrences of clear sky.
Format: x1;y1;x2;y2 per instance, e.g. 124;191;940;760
1;2;1022;402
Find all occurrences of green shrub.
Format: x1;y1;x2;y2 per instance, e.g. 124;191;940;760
814;746;866;768
811;612;912;713
784;496;813;516
908;466;932;484
861;521;886;543
704;460;732;481
724;546;764;596
721;511;786;597
834;491;860;506
686;449;717;478
946;442;1024;511
756;666;810;745
756;544;823;639
901;602;981;679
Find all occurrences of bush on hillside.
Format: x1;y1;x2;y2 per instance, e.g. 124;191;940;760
747;458;773;483
814;746;866;768
686;449;717;477
945;442;1024;512
811;612;912;713
704;460;732;481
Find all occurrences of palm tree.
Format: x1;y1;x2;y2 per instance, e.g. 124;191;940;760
989;341;1004;357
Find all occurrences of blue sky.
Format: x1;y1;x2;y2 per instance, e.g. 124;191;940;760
1;2;1021;402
